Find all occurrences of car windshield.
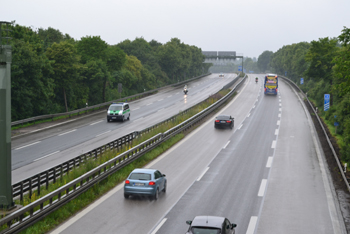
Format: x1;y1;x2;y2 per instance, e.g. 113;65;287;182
109;106;122;111
191;227;221;234
129;173;151;180
217;115;230;120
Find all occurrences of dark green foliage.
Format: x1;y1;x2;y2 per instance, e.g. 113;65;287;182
257;50;273;72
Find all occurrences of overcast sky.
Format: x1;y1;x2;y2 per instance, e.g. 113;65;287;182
3;0;350;58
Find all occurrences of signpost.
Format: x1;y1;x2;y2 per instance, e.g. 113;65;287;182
0;21;14;210
238;66;242;72
334;115;339;134
324;94;330;111
285;71;287;76
300;78;304;84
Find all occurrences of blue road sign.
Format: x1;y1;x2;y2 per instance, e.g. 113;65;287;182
300;78;304;84
238;66;242;71
324;94;330;111
285;71;287;76
334;122;339;126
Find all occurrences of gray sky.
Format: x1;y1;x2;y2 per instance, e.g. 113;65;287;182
3;0;350;58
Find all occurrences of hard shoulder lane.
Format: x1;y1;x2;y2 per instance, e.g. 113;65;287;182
12;74;237;182
51;74;258;234
256;79;345;234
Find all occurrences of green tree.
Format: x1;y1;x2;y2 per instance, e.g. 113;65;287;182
46;41;84;112
257;51;273;72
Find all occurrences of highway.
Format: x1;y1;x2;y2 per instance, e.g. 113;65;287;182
51;75;345;234
11;73;237;183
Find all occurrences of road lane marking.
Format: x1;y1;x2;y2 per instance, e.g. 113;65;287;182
266;157;273;168
278;113;281;118
133;117;144;122
15;141;41;150
133;107;140;110
58;129;77;136
157;108;164;112
246;216;258;234
147;103;153;106
96;130;111;137
176;92;179;94
167;95;172;98
223;141;230;149
247;113;251;117
279;103;282;106
271;140;276;148
238;124;243;130
197;167;209;181
279;108;282;112
151;218;167;234
252;105;255;108
275;129;279;135
158;99;163;101
90;120;103;126
277;120;280;125
258;179;267;197
34;151;60;162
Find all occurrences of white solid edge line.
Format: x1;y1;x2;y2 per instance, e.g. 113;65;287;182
90;120;103;126
34;151;60;162
275;129;279;135
197;167;210;181
271;140;277;148
266;157;273;168
150;218;167;234
246;216;258;234
58;129;77;136
50;183;125;234
15;141;41;150
96;130;111;137
223;141;230;149
258;179;267;197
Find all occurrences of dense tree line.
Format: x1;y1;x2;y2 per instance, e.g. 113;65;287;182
263;27;350;163
2;23;209;120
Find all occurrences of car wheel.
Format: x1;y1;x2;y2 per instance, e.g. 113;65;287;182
122;116;125;122
124;193;129;199
128;114;130;120
154;188;159;200
163;182;167;193
107;118;110;122
230;124;233;129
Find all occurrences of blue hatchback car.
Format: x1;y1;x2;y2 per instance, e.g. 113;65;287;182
124;168;167;200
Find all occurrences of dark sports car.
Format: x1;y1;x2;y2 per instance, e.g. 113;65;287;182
214;115;234;129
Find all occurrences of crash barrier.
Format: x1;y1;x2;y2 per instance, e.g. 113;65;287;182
280;76;350;193
0;75;246;233
11;73;212;127
11;74;240;203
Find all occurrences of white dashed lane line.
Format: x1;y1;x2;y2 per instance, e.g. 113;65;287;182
258;179;267;197
238;124;243;130
147;103;153;106
275;129;279;135
15;141;41;150
96;130;111;137
90;120;103;126
246;216;258;234
158;99;163;102
197;167;210;181
58;129;77;136
271;140;277;148
266;157;273;168
34;151;60;162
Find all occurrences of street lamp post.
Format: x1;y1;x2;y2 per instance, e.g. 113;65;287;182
0;21;14;210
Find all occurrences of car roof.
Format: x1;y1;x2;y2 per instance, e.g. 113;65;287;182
191;216;225;228
110;102;128;106
131;168;157;174
216;115;231;119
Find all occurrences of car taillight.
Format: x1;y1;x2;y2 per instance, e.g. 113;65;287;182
264;88;266;92
149;181;156;186
125;180;130;184
215;120;220;122
226;121;231;123
276;88;278;92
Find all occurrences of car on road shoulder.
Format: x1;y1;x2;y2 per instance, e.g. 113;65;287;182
107;102;130;122
214;115;234;129
186;216;237;234
219;73;224;77
124;168;166;200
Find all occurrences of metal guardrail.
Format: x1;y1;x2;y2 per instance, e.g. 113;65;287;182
0;75;245;233
11;73;212;127
280;76;350;193
11;74;240;203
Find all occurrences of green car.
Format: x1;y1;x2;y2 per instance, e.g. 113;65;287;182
107;103;130;122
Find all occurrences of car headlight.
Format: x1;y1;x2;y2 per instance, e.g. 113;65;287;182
107;110;110;114
119;111;123;115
